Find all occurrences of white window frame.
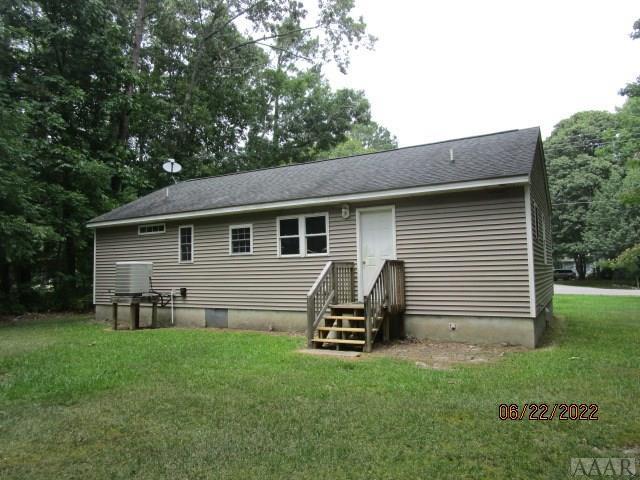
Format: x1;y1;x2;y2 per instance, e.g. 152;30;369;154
229;224;253;255
542;213;549;265
178;224;194;263
276;213;330;258
277;215;303;257
304;213;330;257
532;201;539;241
138;223;166;235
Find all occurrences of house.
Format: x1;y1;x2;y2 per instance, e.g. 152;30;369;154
88;127;553;349
556;257;594;277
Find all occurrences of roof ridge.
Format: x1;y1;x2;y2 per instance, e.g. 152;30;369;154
179;127;537;185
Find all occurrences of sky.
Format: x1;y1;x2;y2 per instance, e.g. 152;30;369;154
324;1;640;147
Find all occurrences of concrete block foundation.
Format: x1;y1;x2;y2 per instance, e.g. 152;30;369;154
95;304;305;332
404;301;552;348
96;301;551;348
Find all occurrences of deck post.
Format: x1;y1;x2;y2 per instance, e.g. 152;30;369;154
364;296;372;353
383;316;390;343
151;299;158;328
306;295;314;348
331;263;337;303
350;264;355;302
112;300;118;330
130;300;139;330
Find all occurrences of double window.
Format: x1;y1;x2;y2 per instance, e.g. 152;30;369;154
277;214;329;257
179;225;193;263
229;224;253;255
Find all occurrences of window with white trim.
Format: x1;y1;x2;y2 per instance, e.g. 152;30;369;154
532;201;540;241
179;225;193;263
305;215;328;255
278;217;301;256
542;213;549;264
229;224;252;254
138;223;165;235
277;214;329;257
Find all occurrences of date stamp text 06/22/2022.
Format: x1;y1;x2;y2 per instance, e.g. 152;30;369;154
498;403;599;421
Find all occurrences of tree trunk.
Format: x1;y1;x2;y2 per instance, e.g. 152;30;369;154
574;253;587;280
118;0;147;144
65;236;76;278
0;252;11;297
14;264;32;307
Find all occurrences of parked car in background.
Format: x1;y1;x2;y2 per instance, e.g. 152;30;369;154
554;269;576;281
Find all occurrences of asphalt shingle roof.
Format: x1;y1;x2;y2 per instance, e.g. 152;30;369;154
89;127;540;224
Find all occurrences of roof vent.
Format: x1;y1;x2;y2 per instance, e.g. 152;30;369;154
449;148;454;163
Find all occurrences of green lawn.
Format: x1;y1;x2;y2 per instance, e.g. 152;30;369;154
556;278;638;289
1;296;639;479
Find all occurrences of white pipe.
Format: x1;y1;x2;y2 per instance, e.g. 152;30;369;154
170;289;174;325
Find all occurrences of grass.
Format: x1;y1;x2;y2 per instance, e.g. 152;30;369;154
556;278;639;289
0;296;639;479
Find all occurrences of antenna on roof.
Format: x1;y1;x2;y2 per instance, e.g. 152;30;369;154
162;158;182;185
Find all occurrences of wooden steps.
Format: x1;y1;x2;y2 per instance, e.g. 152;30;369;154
324;315;365;321
311;337;365;345
317;326;365;333
329;303;364;310
309;301;388;352
307;259;405;353
309;302;368;351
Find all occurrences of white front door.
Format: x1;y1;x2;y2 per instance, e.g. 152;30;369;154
357;206;396;300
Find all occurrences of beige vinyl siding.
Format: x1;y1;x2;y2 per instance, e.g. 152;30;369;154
95;187;531;317
396;187;531;317
529;145;554;313
96;208;356;311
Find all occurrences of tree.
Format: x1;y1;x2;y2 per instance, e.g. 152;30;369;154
0;0;379;312
544;109;638;279
544;111;617;160
242;69;372;169
620;18;640;98
547;154;615;279
611;98;640;205
317;121;398;159
584;169;640;259
620;165;640;205
610;244;640;288
1;0;127;310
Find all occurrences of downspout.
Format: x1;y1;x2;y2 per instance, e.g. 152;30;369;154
170;288;175;325
93;230;96;306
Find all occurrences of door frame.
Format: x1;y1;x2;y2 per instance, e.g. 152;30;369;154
355;205;397;301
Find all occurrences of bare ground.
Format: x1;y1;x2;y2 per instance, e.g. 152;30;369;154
370;337;528;369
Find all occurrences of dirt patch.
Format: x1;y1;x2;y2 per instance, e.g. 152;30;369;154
0;312;92;325
370;337;528;370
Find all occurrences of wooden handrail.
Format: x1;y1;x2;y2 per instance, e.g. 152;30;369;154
306;261;355;347
307;261;332;296
363;260;405;352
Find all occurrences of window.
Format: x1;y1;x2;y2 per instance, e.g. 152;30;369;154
229;224;253;255
278;217;300;256
138;223;165;235
179;225;193;263
532;201;540;241
542;214;550;265
542;219;548;264
305;215;328;255
277;214;329;257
